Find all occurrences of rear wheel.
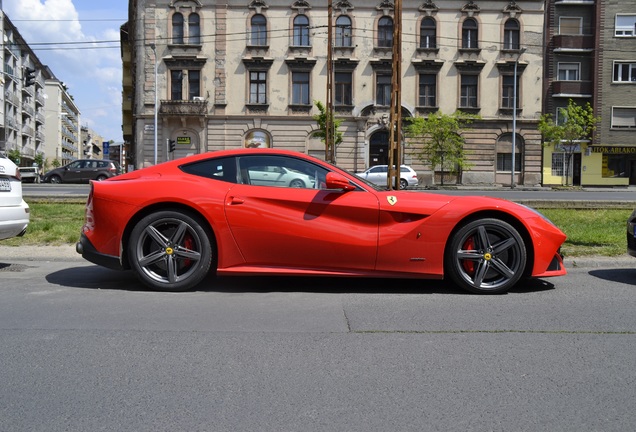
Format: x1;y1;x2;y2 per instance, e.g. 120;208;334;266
128;210;213;291
399;178;408;190
96;175;107;181
445;218;526;294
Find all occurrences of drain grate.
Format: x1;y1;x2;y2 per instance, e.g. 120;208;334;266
0;263;28;272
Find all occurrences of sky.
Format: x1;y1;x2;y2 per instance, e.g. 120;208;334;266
3;0;128;142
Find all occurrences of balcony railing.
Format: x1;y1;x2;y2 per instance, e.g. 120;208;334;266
552;80;593;96
159;99;208;116
553;34;594;51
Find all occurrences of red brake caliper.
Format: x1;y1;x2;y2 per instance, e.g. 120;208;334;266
462;237;476;274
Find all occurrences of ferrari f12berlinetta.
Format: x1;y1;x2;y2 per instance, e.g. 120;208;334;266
76;149;566;294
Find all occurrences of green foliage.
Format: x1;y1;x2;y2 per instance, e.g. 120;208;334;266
406;111;477;184
33;152;45;168
313;100;343;161
7;148;21;164
52;159;61;168
538;99;600;185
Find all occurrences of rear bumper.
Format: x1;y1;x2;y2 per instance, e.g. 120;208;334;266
0;200;30;240
76;233;124;271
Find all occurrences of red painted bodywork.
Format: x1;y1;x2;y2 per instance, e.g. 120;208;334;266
81;149;566;281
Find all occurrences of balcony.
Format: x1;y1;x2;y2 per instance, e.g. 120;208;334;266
159;99;208;116
553;35;594;52
552;80;593;97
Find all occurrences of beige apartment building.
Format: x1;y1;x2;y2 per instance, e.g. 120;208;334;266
125;0;545;186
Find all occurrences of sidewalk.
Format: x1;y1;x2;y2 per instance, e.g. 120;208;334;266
0;244;633;269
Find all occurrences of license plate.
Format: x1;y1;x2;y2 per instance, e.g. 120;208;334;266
0;178;10;192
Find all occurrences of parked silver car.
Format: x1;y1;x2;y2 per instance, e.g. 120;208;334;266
356;165;419;189
0;155;30;240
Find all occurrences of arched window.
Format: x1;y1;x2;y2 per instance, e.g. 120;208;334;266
378;16;393;48
172;13;184;44
462;18;478;49
293;15;310;46
251;14;267;46
504;19;520;50
189;13;200;44
420;17;436;49
335;15;352;47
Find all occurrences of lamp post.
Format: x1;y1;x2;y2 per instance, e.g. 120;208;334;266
150;43;158;165
511;47;526;189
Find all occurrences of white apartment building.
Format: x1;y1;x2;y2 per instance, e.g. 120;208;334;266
126;0;545;186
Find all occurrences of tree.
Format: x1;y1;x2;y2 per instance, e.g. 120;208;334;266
406;111;476;186
7;148;21;165
312;100;342;162
538;99;600;186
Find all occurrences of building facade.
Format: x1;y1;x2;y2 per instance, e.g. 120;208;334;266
543;0;636;187
125;0;546;187
43;79;81;167
1;14;48;168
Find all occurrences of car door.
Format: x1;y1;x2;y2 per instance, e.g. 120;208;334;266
62;161;85;183
224;155;380;272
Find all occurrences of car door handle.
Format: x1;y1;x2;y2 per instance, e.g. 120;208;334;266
228;196;245;205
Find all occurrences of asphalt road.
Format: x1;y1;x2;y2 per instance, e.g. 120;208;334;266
1;251;635;431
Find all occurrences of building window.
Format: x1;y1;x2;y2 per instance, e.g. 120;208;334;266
172;13;184;44
460;74;478;108
251;14;267;46
293;15;310;46
558;63;580;81
335;72;353;106
335;15;353;47
250;71;267;104
611;107;636;129
616;14;636;37
503;19;520;50
559;17;582;35
462;18;478;49
376;73;392;106
188;70;200;100
418;73;436;107
378;16;393;48
291;71;310;105
170;70;201;100
551;153;566;177
501;75;519;109
420;17;436;49
171;70;183;100
496;134;522;172
613;62;636;82
189;13;200;44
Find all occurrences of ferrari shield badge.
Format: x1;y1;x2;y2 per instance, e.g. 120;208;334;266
387;196;398;206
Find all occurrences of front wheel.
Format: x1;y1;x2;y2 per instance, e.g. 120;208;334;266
289;178;305;188
399;178;408;190
445;218;526;294
49;175;61;184
128;210;214;291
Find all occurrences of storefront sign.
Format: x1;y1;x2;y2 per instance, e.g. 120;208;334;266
591;146;636;154
177;137;191;145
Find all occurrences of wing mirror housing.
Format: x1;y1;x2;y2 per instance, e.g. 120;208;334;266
325;172;355;191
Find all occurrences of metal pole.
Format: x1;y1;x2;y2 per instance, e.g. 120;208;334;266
325;0;334;163
511;48;525;189
150;44;158;165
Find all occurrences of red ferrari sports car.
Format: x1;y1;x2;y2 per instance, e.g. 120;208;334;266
76;149;566;294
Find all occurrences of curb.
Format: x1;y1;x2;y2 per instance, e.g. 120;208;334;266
0;245;633;269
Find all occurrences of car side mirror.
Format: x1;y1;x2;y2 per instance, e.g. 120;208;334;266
325;172;355;191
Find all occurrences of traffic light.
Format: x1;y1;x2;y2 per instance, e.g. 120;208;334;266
168;139;176;152
24;67;36;87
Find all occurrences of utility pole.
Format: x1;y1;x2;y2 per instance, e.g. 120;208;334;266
387;0;402;190
325;0;334;163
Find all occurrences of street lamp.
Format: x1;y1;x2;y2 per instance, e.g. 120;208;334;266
511;47;526;189
150;43;158;165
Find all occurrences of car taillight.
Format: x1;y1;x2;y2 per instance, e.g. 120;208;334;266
83;183;95;232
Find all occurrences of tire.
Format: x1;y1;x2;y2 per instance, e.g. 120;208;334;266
96;175;107;181
49;175;61;184
289;178;305;188
128;210;214;292
445;218;526;294
399;178;408;190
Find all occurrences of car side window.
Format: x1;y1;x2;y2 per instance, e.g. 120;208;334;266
238;155;329;189
180;157;238;183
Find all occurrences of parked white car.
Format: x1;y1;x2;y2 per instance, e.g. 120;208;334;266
0;155;30;240
356;165;419;189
